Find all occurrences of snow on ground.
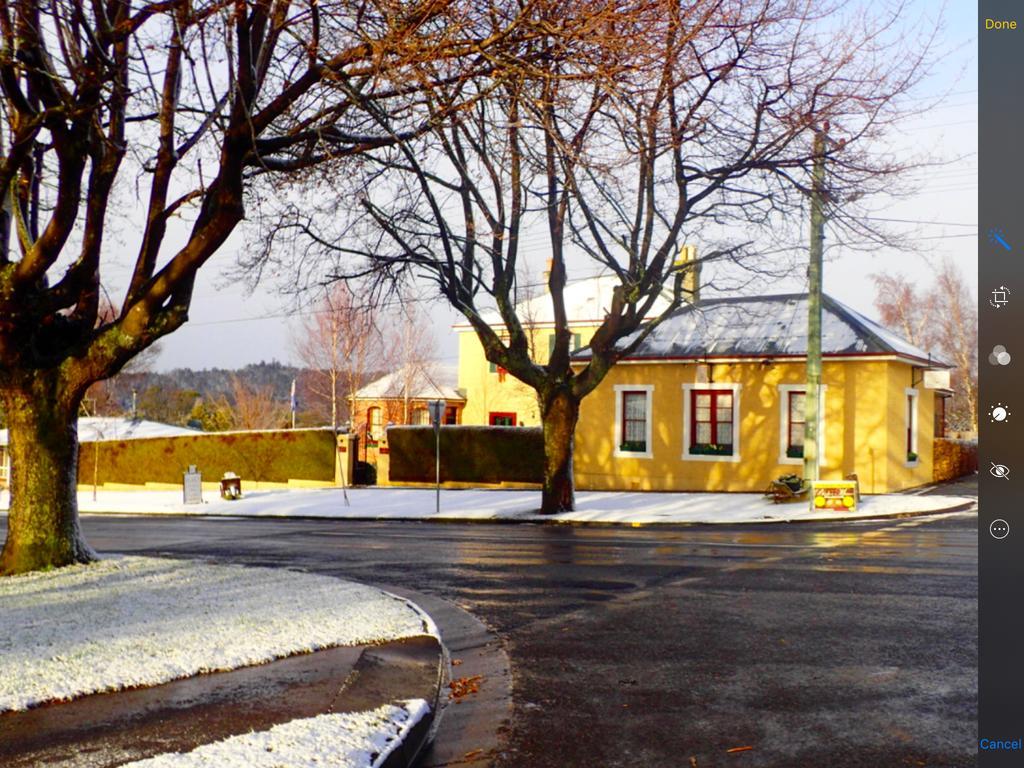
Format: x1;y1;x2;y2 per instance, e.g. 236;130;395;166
0;556;431;712
124;699;430;768
0;486;974;525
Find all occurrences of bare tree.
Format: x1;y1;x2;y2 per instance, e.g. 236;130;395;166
213;375;290;431
293;283;382;430
872;260;978;431
261;0;938;512
385;299;438;424
0;0;545;574
869;272;935;348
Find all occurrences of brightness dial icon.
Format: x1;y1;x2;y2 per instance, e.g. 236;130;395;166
990;403;1011;423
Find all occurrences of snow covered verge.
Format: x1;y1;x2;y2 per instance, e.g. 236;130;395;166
123;699;430;768
0;486;975;525
0;556;432;712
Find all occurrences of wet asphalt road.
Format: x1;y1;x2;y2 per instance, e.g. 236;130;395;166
1;500;977;768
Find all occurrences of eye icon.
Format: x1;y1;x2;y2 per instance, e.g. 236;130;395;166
991;462;1011;479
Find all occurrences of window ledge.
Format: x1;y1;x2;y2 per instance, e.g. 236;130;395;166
614;450;654;460
905;460;920;469
683;452;741;463
778;456;803;466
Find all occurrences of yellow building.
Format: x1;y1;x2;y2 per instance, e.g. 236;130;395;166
571;294;951;494
455;274;674;426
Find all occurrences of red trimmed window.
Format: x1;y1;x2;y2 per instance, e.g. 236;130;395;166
489;412;516;426
907;394;917;455
620;391;647;452
787;391;806;458
690;390;734;456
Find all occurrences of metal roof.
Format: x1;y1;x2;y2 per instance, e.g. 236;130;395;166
573;293;950;367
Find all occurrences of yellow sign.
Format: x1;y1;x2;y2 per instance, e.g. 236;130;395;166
811;481;858;511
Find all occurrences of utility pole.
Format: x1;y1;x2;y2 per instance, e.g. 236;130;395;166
804;126;827;483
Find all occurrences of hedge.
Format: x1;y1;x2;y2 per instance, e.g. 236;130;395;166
387;425;543;484
932;438;978;483
77;429;336;485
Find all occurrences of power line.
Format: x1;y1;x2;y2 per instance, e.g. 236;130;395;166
863;216;977;227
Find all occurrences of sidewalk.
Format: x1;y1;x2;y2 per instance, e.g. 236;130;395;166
3;485;976;526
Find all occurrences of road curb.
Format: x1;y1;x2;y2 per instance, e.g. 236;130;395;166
62;497;978;528
380;586;514;768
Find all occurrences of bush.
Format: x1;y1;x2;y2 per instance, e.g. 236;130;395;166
689;443;733;456
77;429;336;484
933;438;977;482
388;425;543;483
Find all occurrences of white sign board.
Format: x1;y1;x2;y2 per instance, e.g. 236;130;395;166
183;466;203;504
923;369;951;390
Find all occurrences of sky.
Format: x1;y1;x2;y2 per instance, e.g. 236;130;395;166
149;0;978;373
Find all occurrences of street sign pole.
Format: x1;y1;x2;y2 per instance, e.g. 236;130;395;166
428;399;446;515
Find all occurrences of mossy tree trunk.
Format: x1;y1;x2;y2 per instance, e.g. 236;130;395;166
539;386;580;514
0;375;94;575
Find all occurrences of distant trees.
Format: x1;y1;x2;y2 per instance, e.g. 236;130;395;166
137;387;201;427
871;259;978;431
215;377;292;431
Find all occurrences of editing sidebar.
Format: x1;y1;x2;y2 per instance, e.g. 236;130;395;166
980;3;1024;764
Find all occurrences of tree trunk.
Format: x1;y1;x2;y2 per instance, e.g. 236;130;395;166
540;387;580;514
0;381;95;575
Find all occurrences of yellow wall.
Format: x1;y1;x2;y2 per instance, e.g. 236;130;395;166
572;359;935;494
458;324;600;426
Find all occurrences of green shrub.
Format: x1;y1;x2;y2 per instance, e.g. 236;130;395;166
388;426;543;483
689;443;733;456
77;429;336;484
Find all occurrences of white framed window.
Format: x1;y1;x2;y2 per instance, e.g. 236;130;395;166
682;383;742;462
905;388;920;466
777;384;827;466
367;406;382;438
614;384;653;459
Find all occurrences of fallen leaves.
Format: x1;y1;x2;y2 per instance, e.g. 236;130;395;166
727;746;754;753
449;675;484;700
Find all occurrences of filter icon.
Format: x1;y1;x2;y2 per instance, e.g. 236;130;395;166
989;345;1012;366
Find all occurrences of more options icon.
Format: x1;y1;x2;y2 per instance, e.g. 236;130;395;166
991;519;1010;540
